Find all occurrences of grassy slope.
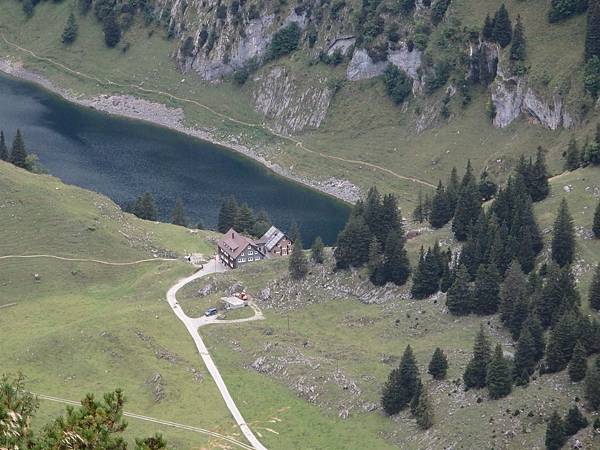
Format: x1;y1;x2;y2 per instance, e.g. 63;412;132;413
1;0;597;213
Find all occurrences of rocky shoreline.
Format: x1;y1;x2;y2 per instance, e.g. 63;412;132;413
0;58;361;204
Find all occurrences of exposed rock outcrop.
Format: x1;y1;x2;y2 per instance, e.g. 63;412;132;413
346;44;422;81
491;66;573;130
327;36;356;56
253;66;333;134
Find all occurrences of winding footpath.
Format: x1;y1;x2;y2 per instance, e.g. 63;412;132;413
0;33;435;191
0;254;176;265
166;258;267;450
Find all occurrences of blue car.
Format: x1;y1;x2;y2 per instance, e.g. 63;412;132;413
204;307;218;317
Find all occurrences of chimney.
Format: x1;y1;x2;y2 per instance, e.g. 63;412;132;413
232;231;235;239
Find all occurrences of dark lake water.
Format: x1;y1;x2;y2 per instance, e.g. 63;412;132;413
0;73;350;245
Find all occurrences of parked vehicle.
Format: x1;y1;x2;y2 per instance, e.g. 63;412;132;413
204;307;218;317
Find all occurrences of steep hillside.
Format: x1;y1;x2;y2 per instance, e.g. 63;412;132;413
1;0;598;209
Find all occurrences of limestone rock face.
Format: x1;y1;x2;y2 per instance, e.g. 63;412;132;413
346;44;422;81
492;65;573;130
327;36;356;56
253;66;332;134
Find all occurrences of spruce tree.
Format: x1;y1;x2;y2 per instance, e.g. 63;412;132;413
368;238;385;285
499;260;527;325
565;137;581;171
413;191;426;223
545;311;580;373
452;161;481;241
170;198;187;227
217;196;239;232
415;387;434;430
509;15;525;62
236;203;256;233
545;411;566;450
492;4;512;48
585;0;600;62
446;264;472;316
103;11;121;48
381;345;420;414
447;166;460;212
428;347;448;380
551;199;576;267
429;181;452;228
289;236;308;280
509;294;530;340
61;12;78;44
585;360;600;410
563;405;588;436
380;193;402;242
473;263;500;315
310;236;325;264
411;247;441;298
463;325;492;389
363;187;383;242
0;131;8;161
9;129;28;169
568;341;588;382
523;312;545;362
382;229;411;286
513;328;536;385
478;170;497;201
538;264;580;327
589;263;600;310
288;221;301;244
482;14;494;40
133;192;158;221
593;200;600;238
529;147;550;202
334;214;373;269
486;344;512;399
409;378;423;416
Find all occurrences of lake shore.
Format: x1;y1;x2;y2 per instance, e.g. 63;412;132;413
0;58;360;204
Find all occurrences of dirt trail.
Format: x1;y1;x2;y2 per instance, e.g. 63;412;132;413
0;254;176;265
35;393;254;450
0;34;436;190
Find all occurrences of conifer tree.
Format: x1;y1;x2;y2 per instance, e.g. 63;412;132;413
381;345;420;414
538;264;580;327
447;166;460;212
565;137;581;171
492;4;512;48
411;247;441;298
170;198;187;227
363;187;383;242
499;260;527;325
585;0;600;62
486;344;512;399
0;131;8;161
133;192;158;221
563;405;588;436
446;264;472;316
236;203;256;233
478;170;497;201
367;238;386;285
103;11;121;48
382;229;411;286
289;236;308;280
428;347;448;380
523;312;545;362
551;199;576;267
413;191;426;223
529;147;550;202
545;311;580;373
334;215;372;269
217;196;239;232
593;201;600;238
380;193;402;242
429;181;452;228
568;341;588;382
414;387;434;430
409;378;423;416
513;328;536;385
590;263;600;310
9;129;28;169
545;411;566;450
473;263;500;315
452;161;481;241
510;294;530;340
61;12;78;44
310;236;325;264
288;221;301;244
585;360;600;410
509;15;525;62
463;325;492;389
482;14;494;40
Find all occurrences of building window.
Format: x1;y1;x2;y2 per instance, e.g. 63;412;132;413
239;258;245;262
255;256;261;260
248;257;253;262
248;251;253;255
